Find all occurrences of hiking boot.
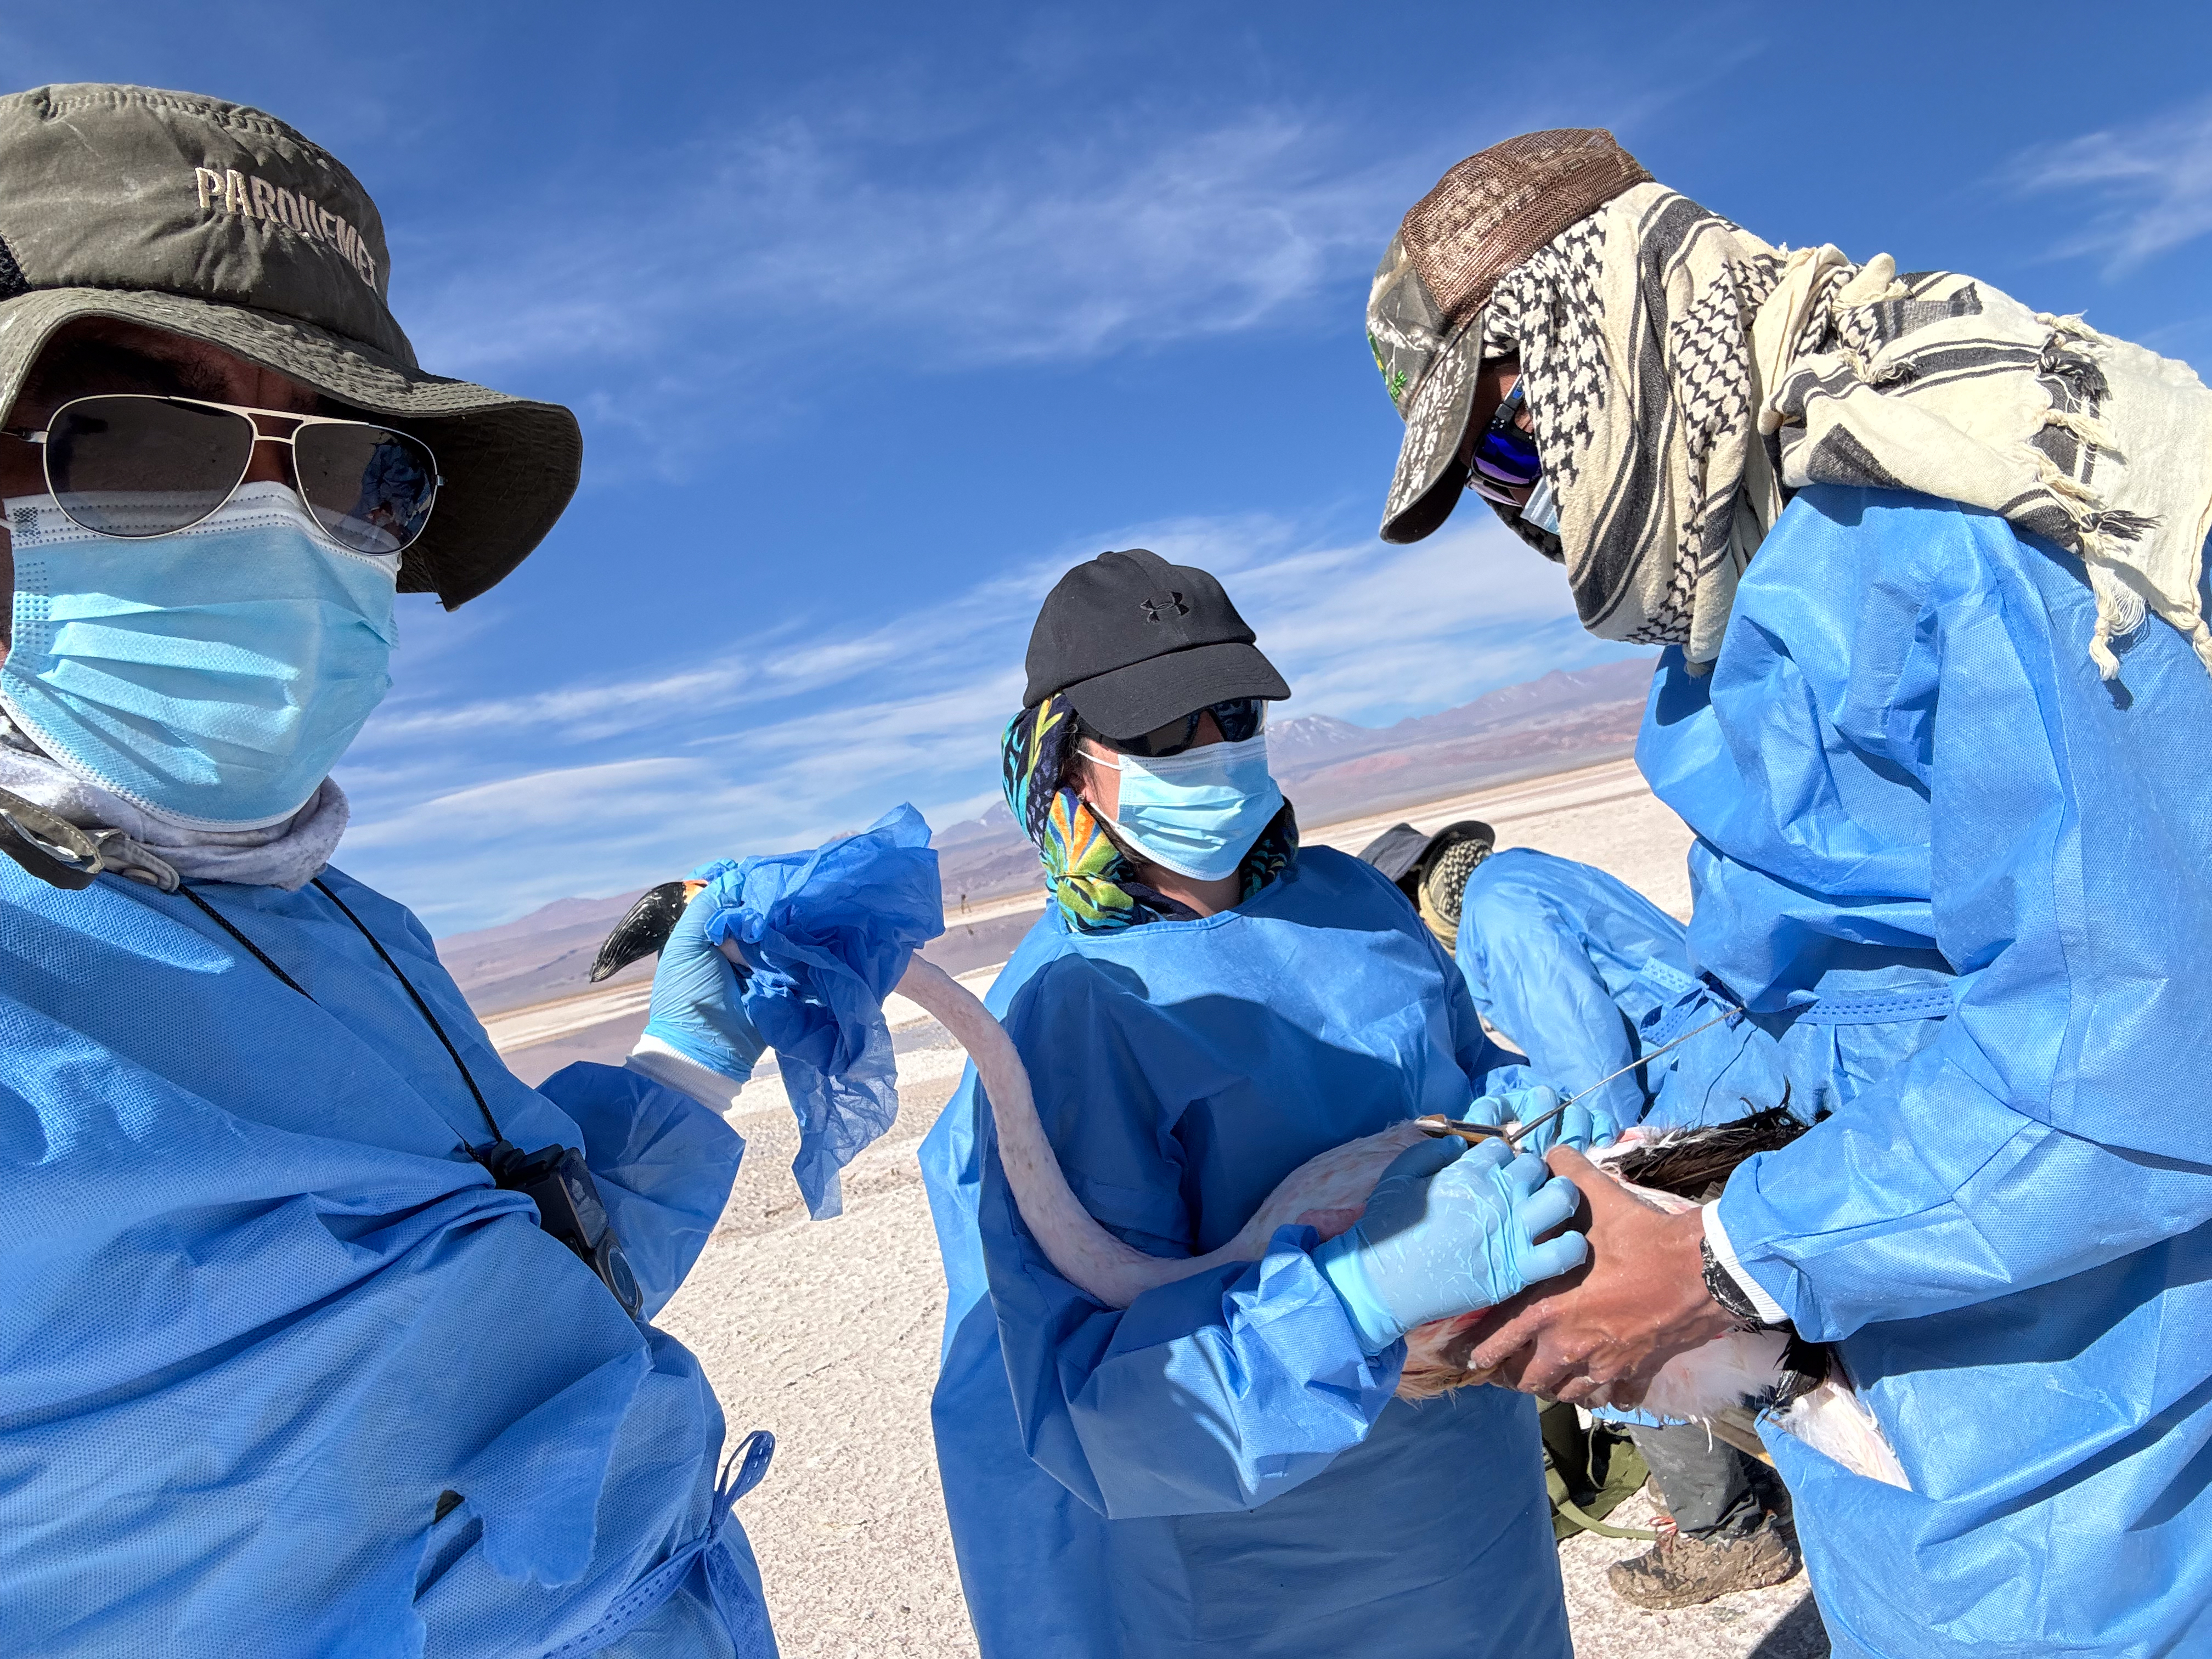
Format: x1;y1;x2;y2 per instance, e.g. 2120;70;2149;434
1606;1516;1801;1610
1417;826;1494;939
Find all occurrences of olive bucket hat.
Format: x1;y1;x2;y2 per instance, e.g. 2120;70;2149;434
0;83;580;607
1369;129;1649;545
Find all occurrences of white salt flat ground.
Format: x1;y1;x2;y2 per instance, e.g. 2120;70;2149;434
630;758;1829;1657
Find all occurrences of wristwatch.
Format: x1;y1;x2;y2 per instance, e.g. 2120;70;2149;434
1701;1235;1793;1333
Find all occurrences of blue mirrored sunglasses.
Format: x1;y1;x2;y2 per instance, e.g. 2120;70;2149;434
1466;381;1542;503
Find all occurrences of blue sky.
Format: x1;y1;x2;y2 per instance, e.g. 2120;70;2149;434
9;2;2212;930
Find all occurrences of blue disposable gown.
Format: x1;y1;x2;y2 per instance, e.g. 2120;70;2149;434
0;864;776;1658
918;847;1569;1659
1453;847;1700;1129
1635;487;2212;1657
1453;847;1944;1137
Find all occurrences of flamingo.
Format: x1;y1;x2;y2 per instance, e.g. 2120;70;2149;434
592;885;1903;1487
891;955;1907;1489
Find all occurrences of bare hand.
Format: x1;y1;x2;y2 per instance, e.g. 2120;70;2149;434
1467;1147;1736;1407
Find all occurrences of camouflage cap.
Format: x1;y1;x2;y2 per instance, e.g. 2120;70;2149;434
0;84;581;608
1369;129;1650;544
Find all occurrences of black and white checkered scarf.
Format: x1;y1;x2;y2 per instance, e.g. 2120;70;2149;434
1482;183;2212;676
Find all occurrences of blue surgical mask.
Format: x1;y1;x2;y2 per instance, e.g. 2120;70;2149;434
1096;731;1285;881
2;482;399;829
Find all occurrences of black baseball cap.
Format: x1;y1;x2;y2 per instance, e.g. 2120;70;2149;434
1024;549;1290;740
0;84;580;608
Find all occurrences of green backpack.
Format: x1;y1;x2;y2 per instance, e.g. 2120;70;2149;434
1540;1401;1656;1542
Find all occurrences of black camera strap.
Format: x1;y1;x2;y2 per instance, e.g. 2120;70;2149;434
166;877;643;1318
307;878;504;1144
173;877;502;1144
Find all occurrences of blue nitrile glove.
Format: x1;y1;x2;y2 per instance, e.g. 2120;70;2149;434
1468;1082;1617;1153
640;889;768;1084
1312;1136;1588;1356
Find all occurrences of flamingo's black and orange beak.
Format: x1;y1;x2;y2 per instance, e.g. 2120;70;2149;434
588;879;708;983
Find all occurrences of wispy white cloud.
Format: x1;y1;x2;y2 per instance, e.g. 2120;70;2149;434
338;757;769;932
2006;98;2212;275
337;506;1621;930
315;63;1712;931
391;105;1414;438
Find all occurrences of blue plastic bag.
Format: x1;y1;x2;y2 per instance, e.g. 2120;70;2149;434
696;804;944;1218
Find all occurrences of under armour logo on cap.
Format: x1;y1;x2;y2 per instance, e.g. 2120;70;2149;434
1022;547;1288;723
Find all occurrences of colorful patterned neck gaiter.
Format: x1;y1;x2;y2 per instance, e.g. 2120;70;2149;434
1001;694;1297;935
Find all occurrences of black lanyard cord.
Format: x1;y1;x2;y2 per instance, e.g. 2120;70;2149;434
161;878;644;1318
174;883;312;998
169;878;503;1146
309;877;502;1145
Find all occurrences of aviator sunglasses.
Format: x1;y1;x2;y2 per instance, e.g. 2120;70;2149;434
2;393;441;558
1084;696;1268;759
1465;379;1543;505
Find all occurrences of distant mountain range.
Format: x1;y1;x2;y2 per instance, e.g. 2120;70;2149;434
442;655;1657;1019
1269;656;1656;824
437;890;659;1017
